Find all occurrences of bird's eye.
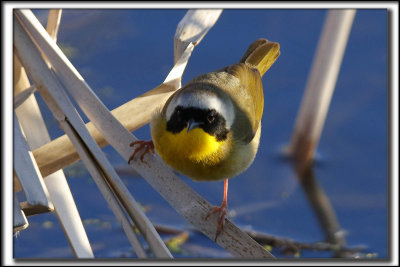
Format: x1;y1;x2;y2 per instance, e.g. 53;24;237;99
207;110;216;123
175;107;182;119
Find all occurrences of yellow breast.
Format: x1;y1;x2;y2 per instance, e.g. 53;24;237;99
150;114;233;180
165;128;223;162
153;119;226;163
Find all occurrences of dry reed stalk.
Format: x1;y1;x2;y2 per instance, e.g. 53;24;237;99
13;85;36;108
174;9;222;66
13;10;95;257
46;9;62;41
288;10;356;174
15;9;274;258
59;121;148;258
13;112;53;212
14;57;95;258
286;10;355;255
14;14;168;258
13;194;28;233
14;19;149;259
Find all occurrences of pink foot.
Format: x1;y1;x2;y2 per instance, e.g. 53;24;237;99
205;201;228;242
128;140;155;164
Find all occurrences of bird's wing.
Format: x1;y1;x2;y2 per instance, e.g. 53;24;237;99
224;63;264;143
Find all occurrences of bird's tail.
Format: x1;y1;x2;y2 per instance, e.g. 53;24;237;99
240;38;280;77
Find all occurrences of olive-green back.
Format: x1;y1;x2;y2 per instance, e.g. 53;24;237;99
224;63;264;143
225;39;280;143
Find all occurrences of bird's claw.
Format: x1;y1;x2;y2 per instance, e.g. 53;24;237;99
205;202;228;242
128;140;155;164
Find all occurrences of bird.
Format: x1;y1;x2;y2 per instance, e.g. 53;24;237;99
128;38;280;241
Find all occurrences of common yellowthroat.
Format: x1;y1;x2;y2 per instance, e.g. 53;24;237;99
129;38;280;240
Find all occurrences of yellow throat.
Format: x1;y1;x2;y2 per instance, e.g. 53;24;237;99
157;126;225;165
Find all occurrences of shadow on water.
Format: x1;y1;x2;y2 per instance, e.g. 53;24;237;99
293;162;348;257
256;149;366;258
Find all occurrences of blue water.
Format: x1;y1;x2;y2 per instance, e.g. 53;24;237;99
13;9;388;259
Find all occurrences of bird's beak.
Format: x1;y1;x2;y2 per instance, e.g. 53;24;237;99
187;119;202;133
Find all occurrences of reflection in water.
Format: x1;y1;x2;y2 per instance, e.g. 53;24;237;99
295;165;348;257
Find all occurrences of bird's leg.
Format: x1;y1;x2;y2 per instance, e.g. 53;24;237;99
205;178;229;242
128;140;155;164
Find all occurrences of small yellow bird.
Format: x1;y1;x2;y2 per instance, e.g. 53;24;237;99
129;38;280;240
